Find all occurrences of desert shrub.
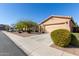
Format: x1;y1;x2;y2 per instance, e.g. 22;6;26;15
70;34;79;47
51;29;71;47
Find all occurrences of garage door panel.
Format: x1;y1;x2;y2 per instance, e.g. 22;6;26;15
45;24;69;33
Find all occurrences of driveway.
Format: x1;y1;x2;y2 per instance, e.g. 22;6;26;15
0;31;26;56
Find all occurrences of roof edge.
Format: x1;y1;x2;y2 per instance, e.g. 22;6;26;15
39;15;73;25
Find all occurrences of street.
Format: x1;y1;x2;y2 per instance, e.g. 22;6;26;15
0;31;26;56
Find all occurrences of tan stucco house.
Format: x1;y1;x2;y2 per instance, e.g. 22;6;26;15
39;15;75;33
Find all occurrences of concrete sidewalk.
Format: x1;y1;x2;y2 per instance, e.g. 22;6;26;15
2;31;75;56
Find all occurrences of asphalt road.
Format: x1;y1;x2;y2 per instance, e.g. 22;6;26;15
0;31;26;56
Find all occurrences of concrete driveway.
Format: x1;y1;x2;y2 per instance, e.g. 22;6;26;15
0;31;26;56
3;31;74;56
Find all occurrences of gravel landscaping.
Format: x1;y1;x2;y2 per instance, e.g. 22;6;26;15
11;32;41;37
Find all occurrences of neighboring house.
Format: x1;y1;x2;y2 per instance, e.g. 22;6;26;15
0;24;5;30
0;24;16;32
39;15;75;33
0;24;11;31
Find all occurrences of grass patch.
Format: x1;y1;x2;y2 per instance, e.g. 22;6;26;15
70;33;79;47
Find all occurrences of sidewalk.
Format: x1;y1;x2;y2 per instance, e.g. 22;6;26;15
2;31;75;56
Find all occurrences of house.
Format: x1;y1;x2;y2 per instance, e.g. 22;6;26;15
0;24;6;30
39;15;75;33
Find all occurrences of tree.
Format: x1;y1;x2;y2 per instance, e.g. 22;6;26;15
15;20;38;33
15;21;27;32
26;20;39;33
75;22;79;27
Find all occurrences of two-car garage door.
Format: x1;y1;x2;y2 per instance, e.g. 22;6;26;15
44;23;69;33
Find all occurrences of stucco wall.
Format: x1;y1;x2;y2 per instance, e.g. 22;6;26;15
42;17;69;25
40;17;71;33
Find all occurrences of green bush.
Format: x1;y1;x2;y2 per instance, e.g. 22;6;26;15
51;29;71;47
70;34;79;47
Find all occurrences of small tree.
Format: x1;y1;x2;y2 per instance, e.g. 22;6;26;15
74;22;79;27
26;20;38;32
15;20;38;33
15;21;27;32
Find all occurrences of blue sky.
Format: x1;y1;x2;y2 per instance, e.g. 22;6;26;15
0;3;79;25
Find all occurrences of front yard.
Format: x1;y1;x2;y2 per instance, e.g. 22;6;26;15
11;32;41;37
72;33;79;40
50;33;79;55
7;29;79;55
